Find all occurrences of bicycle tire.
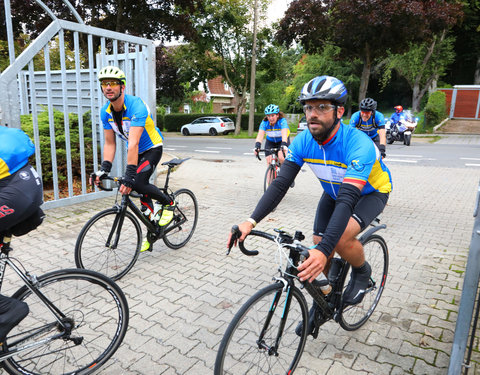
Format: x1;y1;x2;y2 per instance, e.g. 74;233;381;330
339;234;388;331
2;269;129;375
163;188;198;249
75;208;141;281
215;282;309;375
263;164;277;192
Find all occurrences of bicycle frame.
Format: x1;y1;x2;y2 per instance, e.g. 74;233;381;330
0;242;74;361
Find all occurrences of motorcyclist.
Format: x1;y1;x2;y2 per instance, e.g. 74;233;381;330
390;105;405;124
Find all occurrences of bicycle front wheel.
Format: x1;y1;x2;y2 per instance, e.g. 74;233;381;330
3;269;129;375
215;282;309;375
339;234;388;330
163;188;198;249
263;165;277;192
75;208;141;281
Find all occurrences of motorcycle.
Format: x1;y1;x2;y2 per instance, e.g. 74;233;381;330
385;110;418;146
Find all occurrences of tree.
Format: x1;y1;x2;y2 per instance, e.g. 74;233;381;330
381;32;456;112
275;0;462;103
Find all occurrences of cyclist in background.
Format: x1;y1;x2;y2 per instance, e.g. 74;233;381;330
228;76;392;334
0;125;44;342
93;66;173;252
349;98;386;158
253;104;290;166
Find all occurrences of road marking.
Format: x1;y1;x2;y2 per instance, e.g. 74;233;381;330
206;147;232;150
388;154;423;158
163;148;177;151
194;150;220;153
167;145;187;148
244;152;254;155
461;157;480;161
384;158;418;163
465;163;480;167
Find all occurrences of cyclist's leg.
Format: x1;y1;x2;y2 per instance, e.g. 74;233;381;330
0;164;43;233
0;294;29;343
264;139;279;166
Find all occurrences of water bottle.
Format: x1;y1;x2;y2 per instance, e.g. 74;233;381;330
312;272;332;295
141;206;153;221
152;202;162;221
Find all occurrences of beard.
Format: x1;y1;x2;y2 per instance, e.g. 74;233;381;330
307;116;336;144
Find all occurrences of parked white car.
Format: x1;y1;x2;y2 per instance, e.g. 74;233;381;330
181;116;235;136
297;116;307;132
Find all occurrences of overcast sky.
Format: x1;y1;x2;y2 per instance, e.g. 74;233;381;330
266;0;290;24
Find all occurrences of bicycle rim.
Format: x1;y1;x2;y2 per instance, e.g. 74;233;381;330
215;283;308;375
3;269;129;375
263;165;276;192
163;189;198;249
339;235;388;330
75;208;141;281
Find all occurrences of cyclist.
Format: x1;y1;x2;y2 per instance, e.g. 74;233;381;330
253;104;290;166
228;76;392;333
349;98;386;158
390;105;405;124
93;66;173;252
0;125;44;343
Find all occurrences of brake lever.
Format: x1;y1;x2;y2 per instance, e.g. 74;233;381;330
227;225;241;255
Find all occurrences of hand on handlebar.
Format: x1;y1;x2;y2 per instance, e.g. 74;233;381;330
297;248;328;283
226;221;254;253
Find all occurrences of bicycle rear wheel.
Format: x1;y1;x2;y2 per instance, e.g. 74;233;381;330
75;208;141;281
163;188;198;249
3;269;129;375
339;234;388;330
263;165;277;192
215;282;308;375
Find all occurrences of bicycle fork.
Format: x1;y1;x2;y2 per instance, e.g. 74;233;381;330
106;200;129;249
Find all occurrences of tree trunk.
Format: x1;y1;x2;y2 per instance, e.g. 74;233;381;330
358;44;371;104
412;84;421;112
474;55;480;85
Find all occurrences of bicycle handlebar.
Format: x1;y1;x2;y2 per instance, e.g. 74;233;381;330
254;148;286;162
228;225;310;259
90;174;143;198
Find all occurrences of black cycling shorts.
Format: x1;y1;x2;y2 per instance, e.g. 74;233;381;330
313;190;389;236
264;138;290;157
0;163;43;234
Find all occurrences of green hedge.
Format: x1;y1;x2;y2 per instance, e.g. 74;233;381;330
21;108;97;184
424;91;447;130
159;113;266;132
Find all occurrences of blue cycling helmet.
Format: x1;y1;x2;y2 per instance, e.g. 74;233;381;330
298;76;347;105
264;104;280;115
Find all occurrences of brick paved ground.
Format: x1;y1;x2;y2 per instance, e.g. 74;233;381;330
6;143;480;374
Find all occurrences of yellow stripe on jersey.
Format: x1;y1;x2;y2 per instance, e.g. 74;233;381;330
0;158;11;180
367;159;392;193
303;158;347;169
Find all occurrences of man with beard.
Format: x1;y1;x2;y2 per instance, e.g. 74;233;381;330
227;76;392;334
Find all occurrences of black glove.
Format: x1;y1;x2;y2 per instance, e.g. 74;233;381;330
122;164;137;189
378;144;386;158
94;160;112;179
254;142;261;153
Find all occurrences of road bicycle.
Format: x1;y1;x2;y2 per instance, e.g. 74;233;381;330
0;233;129;375
75;157;198;281
215;220;388;374
256;148;284;192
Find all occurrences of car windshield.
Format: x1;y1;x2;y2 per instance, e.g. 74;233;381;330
300;116;306;123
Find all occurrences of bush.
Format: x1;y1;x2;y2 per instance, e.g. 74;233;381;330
162;113;265;132
21;107;97;185
424;91;447;130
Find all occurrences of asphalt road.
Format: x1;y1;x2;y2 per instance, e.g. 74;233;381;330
163;134;480;169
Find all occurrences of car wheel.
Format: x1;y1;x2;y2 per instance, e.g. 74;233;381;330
182;128;190;136
209;128;218;136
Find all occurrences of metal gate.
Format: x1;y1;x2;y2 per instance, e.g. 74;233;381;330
439;86;480;120
0;0;156;209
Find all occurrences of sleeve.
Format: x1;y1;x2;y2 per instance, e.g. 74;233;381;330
259;120;267;131
251;160;301;223
279;118;289;129
349;112;359;128
376;112;385;128
285;133;306;167
130;98;148;127
100;107;112;130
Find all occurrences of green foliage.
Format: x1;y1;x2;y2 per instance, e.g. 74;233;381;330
424;91;447;129
163;113;265;132
20;107;96;184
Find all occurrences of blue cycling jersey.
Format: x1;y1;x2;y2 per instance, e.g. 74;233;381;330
349;111;385;139
259;118;290;143
0;126;35;180
100;94;163;154
286;123;392;199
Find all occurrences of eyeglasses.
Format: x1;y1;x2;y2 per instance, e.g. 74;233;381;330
101;80;121;88
303;104;336;114
360;110;372;114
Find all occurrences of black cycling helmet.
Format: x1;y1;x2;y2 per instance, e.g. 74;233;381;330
360;97;377;111
298;75;348;106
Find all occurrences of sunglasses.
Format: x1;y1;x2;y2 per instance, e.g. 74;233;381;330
101;80;121;88
303;104;336;114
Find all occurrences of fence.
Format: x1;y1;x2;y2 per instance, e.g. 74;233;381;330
1;0;156;209
439;86;480;120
